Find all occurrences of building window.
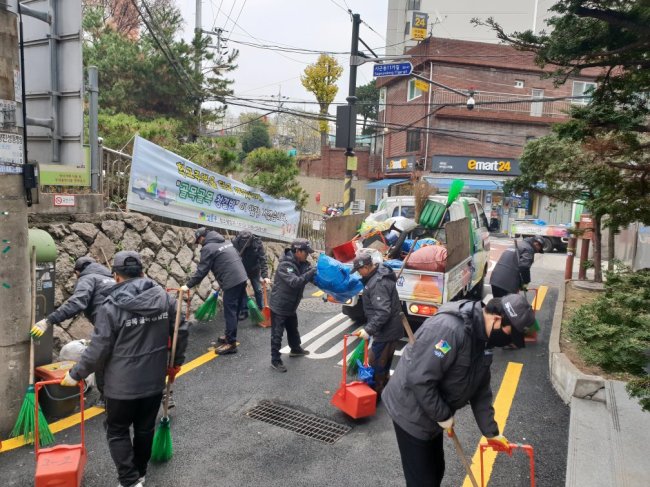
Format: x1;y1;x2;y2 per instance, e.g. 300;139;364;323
515;79;524;88
407;79;421;101
406;130;421;152
530;88;544;117
378;87;386;112
572;81;597;104
407;0;421;10
404;21;410;35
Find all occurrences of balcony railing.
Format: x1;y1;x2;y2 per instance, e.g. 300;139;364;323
431;90;573;118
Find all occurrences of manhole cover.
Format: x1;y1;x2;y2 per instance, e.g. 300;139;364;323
246;401;351;444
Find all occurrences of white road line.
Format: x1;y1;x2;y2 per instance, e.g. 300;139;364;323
280;313;356;358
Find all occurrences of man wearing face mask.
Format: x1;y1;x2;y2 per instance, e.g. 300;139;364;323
382;294;535;487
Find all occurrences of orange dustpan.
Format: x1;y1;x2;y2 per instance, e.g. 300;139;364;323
331;334;377;419
260;285;271;328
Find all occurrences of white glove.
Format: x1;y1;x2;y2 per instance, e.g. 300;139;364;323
437;417;454;430
180;285;190;292
60;371;79;387
30;318;49;338
355;328;370;340
261;277;271;285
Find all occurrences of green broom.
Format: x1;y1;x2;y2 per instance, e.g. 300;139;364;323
246;295;265;324
151;288;184;463
11;246;54;446
194;290;220;321
346;337;367;377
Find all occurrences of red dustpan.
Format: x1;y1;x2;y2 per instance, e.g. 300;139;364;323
260;285;271;328
331;334;377;419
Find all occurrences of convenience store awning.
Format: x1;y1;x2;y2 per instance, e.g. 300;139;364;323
424;178;503;191
365;178;408;190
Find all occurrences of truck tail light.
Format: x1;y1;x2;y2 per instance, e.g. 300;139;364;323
409;304;438;316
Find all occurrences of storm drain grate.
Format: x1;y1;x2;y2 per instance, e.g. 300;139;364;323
246;401;351;444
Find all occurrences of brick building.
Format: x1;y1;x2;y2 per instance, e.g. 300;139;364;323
376;36;598;228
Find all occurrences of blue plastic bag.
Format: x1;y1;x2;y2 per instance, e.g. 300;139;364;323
313;254;363;300
357;360;375;387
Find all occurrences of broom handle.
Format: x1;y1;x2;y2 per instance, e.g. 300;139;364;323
162;289;185;417
395;237;419;281
449;428;479;487
29;246;36;385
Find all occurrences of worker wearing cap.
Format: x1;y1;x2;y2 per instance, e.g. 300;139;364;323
490;235;544;298
61;251;189;487
382;294;535;487
232;230;270;316
269;238;317;372
351;253;403;396
30;256;115;338
182;227;248;354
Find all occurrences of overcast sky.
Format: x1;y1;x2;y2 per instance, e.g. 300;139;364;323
178;0;389;117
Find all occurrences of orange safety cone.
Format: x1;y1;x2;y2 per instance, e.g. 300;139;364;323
34;379;87;487
260;285;272;328
331;334;377;419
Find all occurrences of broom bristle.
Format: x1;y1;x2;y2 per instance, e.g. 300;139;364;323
151;417;173;463
194;291;219;321
346;339;366;377
247;297;265;324
10;387;55;446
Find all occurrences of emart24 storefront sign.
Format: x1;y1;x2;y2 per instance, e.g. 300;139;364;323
431;155;521;176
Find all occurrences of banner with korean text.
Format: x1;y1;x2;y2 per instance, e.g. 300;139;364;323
127;136;300;240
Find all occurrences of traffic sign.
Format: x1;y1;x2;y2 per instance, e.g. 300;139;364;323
373;62;413;77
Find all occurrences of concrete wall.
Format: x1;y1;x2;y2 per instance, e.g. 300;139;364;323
28;193;103;216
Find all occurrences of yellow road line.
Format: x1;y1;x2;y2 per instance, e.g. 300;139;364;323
462;361;523;487
0;350;219;454
532;285;548;311
312;290;324;297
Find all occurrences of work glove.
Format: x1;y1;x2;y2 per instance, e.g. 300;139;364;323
261;277;271;285
30;319;49;338
354;328;370;340
167;365;181;384
437;416;454;431
304;268;317;282
60;371;79;387
520;284;528;292
180;285;190;292
487;435;512;455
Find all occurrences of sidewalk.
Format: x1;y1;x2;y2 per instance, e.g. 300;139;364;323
548;277;650;487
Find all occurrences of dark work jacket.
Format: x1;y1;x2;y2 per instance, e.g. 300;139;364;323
361;264;403;343
232;233;269;279
382;300;499;441
489;238;536;293
270;250;315;316
47;263;115;325
70;278;189;400
187;231;248;291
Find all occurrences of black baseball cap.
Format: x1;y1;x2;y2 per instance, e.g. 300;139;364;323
113;251;142;270
74;256;95;272
501;294;536;348
291;238;313;253
352;253;374;271
531;235;545;253
195;227;208;243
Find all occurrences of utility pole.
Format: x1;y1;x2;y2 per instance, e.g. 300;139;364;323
194;0;202;138
343;13;362;216
0;3;32;436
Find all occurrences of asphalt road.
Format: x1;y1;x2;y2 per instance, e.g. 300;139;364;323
1;247;569;487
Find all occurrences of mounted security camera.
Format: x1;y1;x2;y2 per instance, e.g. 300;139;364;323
466;96;475;110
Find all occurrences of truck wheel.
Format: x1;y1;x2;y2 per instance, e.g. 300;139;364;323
342;300;366;322
542;237;554;253
467;274;485;300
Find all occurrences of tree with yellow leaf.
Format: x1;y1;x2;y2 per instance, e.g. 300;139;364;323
300;54;343;147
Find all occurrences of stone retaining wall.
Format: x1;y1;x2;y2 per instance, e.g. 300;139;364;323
29;212;289;351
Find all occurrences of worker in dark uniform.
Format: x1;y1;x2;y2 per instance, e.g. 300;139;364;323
490;235;544;298
351;253;403;396
382;294;535;487
30;256;115;337
232;230;270;317
269;238;316;372
61;251;189;487
182;227;248;354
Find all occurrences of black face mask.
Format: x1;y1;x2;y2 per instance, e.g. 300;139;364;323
487;317;513;348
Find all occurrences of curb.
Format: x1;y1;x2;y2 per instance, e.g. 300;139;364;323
548;280;606;404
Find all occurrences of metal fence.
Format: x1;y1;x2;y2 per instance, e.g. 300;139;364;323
432;90;574;118
298;210;326;251
100;146;132;211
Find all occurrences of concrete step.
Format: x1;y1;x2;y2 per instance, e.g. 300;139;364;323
566;396;614;487
606;380;650;487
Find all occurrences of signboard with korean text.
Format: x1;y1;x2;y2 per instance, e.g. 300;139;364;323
0;133;24;166
53;194;75;207
127;136;300;241
431;155;521;176
411;12;428;40
386;155;415;173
